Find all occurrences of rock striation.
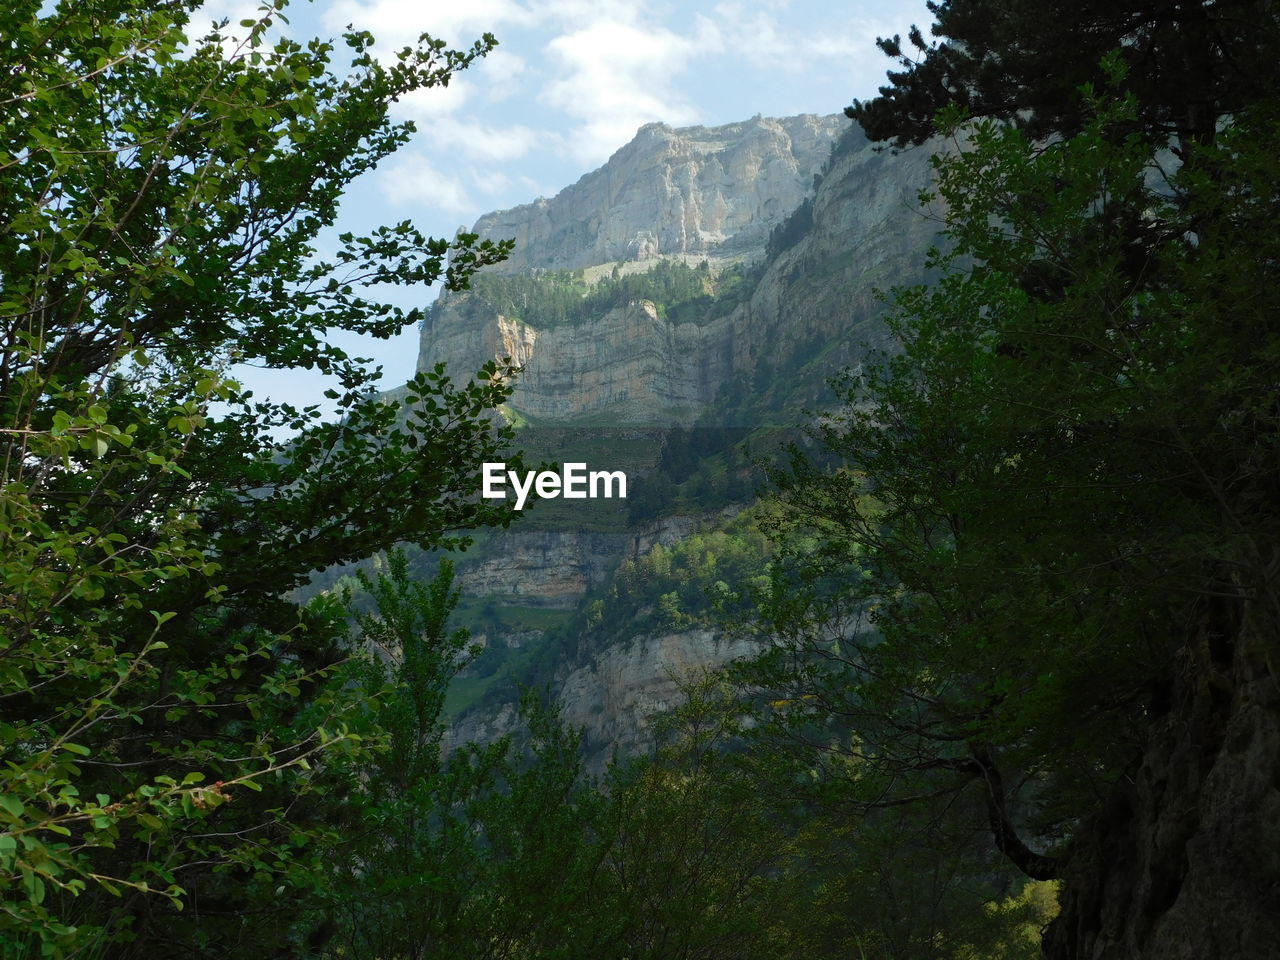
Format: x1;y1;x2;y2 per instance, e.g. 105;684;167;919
419;299;722;424
466;114;845;274
453;512;725;610
446;628;761;771
416;112;942;762
421;116;938;426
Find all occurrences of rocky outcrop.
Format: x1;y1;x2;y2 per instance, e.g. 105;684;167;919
419;300;724;424
457;530;626;607
422;119;939;426
420;112;942;761
454;513;733;608
445;628;764;772
558;629;763;770
466;114;845;274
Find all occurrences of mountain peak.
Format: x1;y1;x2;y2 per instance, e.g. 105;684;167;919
469;112;847;274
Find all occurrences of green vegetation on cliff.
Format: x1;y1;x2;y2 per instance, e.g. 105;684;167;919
455;256;760;328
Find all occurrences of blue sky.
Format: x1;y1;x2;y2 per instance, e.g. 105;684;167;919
197;0;930;409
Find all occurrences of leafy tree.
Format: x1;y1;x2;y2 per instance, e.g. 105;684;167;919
0;1;518;953
848;0;1280;152
593;679;794;960
465;693;614;960
840;4;1280;950
743;80;1280;957
296;556;615;960
321;554;501;959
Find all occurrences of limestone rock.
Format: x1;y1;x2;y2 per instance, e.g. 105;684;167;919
457;530;626;607
416;113;942;761
420;119;939;427
468;114;845;274
420;299;723;424
444;627;764;773
557;629;764;771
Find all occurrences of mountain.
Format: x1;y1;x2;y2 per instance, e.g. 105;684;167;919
465;114;844;274
407;112;942;766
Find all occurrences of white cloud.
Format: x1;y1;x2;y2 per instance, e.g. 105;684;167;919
527;0;641;26
696;2;896;76
541;19;703;163
514;173;549;197
322;0;536;49
193;0;266;34
394;78;473;121
430;118;545;163
378;155;473;215
472;169;511;196
477;49;527;99
190;0;288;58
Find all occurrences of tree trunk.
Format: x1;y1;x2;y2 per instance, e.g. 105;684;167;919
1045;594;1280;958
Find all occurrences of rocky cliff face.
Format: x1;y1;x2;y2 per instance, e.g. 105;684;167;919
466;114;844;274
454;512;714;607
420;299;723;424
421;116;938;426
448;628;760;771
417;113;942;762
457;530;625;607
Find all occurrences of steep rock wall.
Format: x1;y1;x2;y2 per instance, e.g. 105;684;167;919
468;114;844;274
454;513;728;609
421;300;723;424
445;628;764;772
420;121;939;427
419;114;941;761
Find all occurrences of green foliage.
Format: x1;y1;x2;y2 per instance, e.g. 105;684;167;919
456;257;756;329
576;508;774;644
626;426;758;523
737;73;1280;928
304;555;610;959
0;2;516;954
454;507;778;720
598;674;1057;960
766;197;813;259
849;0;1279;150
328;566;793;959
952;882;1059;960
821;121;869;174
7;1;1274;955
591;679;797;960
321;554;494;958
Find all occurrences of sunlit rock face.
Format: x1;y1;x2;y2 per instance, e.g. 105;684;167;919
420;114;845;425
445;628;761;771
419;113;939;427
420;298;718;424
466;114;845;274
414;112;942;760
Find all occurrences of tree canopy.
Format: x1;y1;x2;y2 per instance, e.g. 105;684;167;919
848;0;1280;151
0;1;518;952
749;32;1280;960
